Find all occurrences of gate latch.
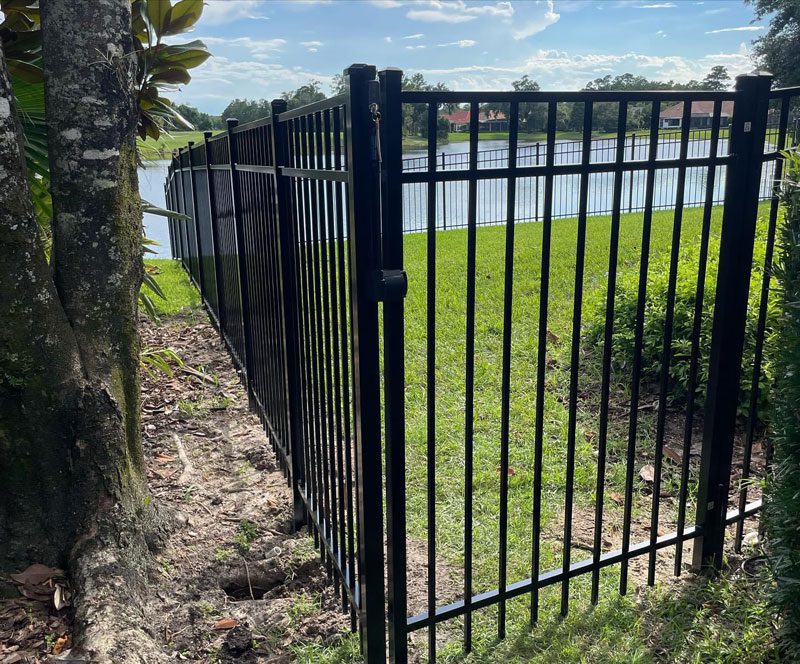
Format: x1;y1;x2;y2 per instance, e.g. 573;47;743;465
371;269;407;302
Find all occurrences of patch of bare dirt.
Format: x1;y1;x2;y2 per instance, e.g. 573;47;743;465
139;313;352;662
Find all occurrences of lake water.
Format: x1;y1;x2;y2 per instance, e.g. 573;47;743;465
140;135;777;250
140;160;172;257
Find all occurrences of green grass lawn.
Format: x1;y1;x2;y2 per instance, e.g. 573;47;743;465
398;202;773;660
144;258;200;316
138;130;220;160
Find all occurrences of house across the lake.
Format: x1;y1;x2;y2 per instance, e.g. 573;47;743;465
659;100;734;129
445;109;508;132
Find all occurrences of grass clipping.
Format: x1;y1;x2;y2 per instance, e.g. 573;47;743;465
767;148;800;658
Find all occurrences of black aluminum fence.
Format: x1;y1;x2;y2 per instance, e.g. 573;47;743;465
165;66;800;662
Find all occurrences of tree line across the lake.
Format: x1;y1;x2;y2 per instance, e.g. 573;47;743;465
177;66;733;138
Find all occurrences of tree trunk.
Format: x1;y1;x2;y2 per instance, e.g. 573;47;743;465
0;1;170;660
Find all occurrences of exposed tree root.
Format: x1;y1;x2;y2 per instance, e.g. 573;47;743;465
65;504;174;663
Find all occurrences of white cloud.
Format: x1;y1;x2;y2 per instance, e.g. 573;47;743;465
437;39;478;47
384;36;393;43
636;2;676;8
200;1;270;25
656;29;667;38
197;36;286;60
403;33;425;39
415;43;754;90
170;55;332;111
705;26;764;34
512;0;560;40
300;40;324;51
703;7;728;15
406;45;427;50
376;1;514;23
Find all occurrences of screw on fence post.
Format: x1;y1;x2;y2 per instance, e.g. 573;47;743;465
344;63;388;664
203;131;227;337
629;133;636;212
226;118;256;408
379;66;408;664
692;72;773;572
186;142;206;301
441;151;447;231
269;98;307;532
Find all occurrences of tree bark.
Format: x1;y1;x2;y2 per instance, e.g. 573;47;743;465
0;1;170;660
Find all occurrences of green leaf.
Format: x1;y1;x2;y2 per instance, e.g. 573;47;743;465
163;0;204;36
7;60;43;83
146;0;172;38
142;199;189;219
132;0;150;43
154;40;210;69
142;269;166;300
150;67;191;85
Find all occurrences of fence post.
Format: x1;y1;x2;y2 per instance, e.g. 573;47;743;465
379;67;408;664
226;118;256;406
176;149;190;274
344;63;387;663
164;180;174;259
269;98;307;531
203;131;227;336
186;142;206;301
692;72;772;571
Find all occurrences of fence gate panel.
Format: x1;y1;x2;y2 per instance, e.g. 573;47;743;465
377;73;798;662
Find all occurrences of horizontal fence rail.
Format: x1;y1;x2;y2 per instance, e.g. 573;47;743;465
164;67;800;663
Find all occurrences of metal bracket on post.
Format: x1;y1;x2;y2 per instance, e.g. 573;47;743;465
692;71;773;572
370;269;408;302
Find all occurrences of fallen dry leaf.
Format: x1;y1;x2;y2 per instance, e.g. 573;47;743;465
609;492;623;505
639;464;656;483
663;446;683;465
10;564;63;586
156;455;177;463
213;617;239;630
52;634;70;655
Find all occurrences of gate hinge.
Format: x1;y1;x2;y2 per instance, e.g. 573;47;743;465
371;269;407;302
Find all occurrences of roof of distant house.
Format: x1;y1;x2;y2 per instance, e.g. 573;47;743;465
659;100;735;119
444;110;507;124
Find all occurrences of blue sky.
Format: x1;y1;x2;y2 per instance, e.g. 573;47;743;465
176;0;765;114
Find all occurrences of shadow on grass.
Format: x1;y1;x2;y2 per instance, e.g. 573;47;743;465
430;563;780;664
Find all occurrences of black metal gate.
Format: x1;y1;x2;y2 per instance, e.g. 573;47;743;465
164;65;800;662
